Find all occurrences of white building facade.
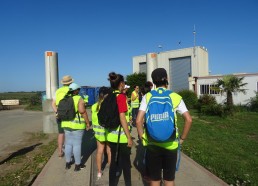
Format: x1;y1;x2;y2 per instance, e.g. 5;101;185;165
195;73;258;105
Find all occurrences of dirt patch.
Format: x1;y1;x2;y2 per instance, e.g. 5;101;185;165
0;132;57;186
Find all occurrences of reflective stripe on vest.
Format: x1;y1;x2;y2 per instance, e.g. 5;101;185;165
143;88;182;150
131;91;139;108
91;102;106;142
61;95;86;130
106;90;130;143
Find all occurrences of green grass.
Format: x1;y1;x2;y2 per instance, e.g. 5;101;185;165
177;110;258;186
0;92;43;111
0;133;57;186
0;92;39;105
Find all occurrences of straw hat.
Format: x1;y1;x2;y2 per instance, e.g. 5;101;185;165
61;75;74;85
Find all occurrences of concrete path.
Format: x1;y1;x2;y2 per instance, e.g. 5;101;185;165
33;126;229;186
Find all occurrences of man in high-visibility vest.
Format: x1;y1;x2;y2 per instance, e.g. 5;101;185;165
51;75;74;158
131;85;139;127
136;68;192;186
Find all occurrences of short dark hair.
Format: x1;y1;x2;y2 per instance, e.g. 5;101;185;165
151;68;168;87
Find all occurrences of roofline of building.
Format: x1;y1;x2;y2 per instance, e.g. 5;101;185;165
194;72;258;79
133;46;207;58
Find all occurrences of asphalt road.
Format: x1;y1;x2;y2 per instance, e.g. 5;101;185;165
0;109;43;160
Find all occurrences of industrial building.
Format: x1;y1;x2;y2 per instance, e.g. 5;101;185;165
132;47;258;105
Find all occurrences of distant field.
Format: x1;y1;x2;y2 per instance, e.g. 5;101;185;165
0;92;41;105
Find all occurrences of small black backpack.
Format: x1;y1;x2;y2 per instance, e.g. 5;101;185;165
57;94;76;121
98;92;121;129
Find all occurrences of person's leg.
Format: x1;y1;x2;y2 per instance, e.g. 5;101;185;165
162;149;177;186
106;142;111;165
72;130;84;167
150;181;161;186
96;140;105;175
121;143;132;186
64;130;72;169
145;146;162;185
57;119;64;157
109;142;121;186
163;180;174;186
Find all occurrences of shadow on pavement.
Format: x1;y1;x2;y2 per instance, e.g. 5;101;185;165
0;143;42;165
81;129;96;165
133;139;149;186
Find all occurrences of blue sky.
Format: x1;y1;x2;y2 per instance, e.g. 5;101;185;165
0;0;257;92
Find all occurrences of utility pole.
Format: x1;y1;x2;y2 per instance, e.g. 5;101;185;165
193;24;196;57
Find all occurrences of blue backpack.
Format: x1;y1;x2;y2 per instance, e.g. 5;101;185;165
145;88;175;142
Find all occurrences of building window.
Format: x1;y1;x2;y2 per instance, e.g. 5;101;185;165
200;84;220;95
139;62;147;73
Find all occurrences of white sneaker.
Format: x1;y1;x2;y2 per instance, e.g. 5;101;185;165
97;172;102;180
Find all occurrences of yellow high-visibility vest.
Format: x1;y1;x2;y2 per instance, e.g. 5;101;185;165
61;95;86;130
92;102;107;142
131;91;139;108
55;86;69;105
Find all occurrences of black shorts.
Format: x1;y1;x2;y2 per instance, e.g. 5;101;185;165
56;118;64;134
145;145;177;181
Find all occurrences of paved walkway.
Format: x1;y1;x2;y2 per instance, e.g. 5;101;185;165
33;109;228;186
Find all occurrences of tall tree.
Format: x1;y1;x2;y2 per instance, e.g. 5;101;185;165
214;75;247;107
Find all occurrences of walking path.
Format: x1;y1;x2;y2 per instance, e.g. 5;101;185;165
33;109;228;186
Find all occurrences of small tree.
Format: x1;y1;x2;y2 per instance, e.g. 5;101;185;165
214;75;247;109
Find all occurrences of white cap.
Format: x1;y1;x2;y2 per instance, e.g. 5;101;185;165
69;83;81;91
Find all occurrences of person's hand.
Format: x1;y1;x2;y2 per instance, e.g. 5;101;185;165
86;124;90;131
55;112;59;118
127;137;133;147
179;138;184;145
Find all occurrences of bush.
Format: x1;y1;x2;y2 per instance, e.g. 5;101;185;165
177;90;198;109
196;94;229;117
25;92;42;111
248;92;258;112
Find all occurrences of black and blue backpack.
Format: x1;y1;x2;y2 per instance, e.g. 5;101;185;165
145;88;175;142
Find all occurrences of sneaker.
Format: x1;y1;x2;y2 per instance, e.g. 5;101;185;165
65;162;71;170
97;172;102;180
74;164;85;172
74;164;81;172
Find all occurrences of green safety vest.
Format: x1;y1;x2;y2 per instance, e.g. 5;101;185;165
106;90;130;143
125;100;130;122
83;95;89;103
91;102;107;142
55;86;69;105
142;88;182;150
61;95;86;130
131;91;139;108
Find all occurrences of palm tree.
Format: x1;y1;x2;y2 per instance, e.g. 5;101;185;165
214;75;247;108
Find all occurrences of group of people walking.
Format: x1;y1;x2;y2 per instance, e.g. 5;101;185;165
52;67;192;186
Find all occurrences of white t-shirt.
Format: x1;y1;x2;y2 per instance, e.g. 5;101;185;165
139;94;188;115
